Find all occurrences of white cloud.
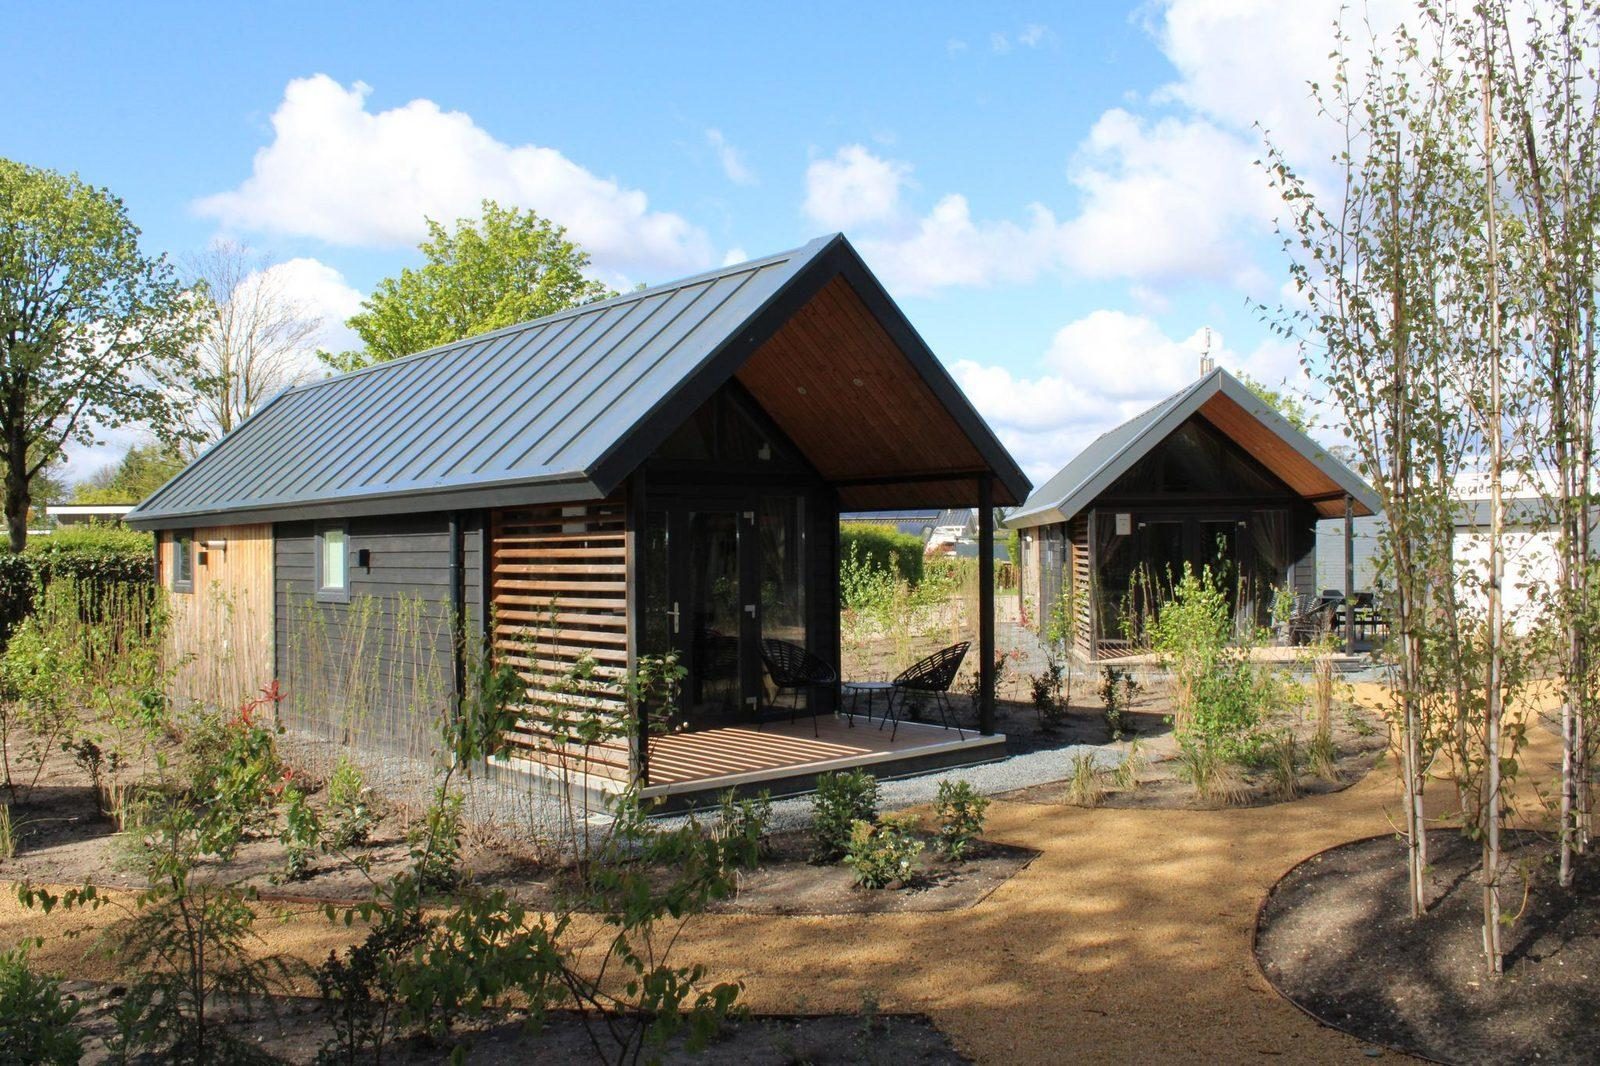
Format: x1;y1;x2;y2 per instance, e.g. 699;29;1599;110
947;38;969;55
705;128;755;186
857;195;1063;296
1060;109;1276;283
1150;0;1413;159
721;246;749;267
990;32;1012;54
953;312;1305;481
195;75;714;278
803;145;910;230
260;256;365;369
1018;23;1052;48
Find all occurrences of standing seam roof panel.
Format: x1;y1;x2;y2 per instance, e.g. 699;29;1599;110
530;270;768;469
400;295;674;484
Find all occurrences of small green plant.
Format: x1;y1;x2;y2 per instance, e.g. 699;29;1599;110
408;786;464;892
1066;752;1106;807
810;769;879;863
0;802;15;860
325;756;377;850
1111;740;1143;792
0;946;83;1066
1099;666;1139;740
1029;648;1067;728
842;815;925;889
713;789;772;870
277;784;321;883
933;779;989;861
1265;730;1301;801
1175;741;1249;805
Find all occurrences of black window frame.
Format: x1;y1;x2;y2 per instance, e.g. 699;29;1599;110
171;531;194;593
315;522;351;603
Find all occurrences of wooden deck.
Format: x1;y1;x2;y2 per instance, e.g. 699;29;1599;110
639;716;1005;802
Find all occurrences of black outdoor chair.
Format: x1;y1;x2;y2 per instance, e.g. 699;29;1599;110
760;638;837;738
1286;593;1336;645
883;641;970;741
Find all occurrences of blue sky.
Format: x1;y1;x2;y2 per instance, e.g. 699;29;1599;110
4;1;1379;483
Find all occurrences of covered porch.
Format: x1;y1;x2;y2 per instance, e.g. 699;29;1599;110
485;235;1031;797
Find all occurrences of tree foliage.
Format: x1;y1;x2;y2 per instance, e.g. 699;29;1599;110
321;200;613;372
178;240;321;447
0;159;198;550
71;439;185;505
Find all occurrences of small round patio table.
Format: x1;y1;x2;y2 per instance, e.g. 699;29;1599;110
840;681;893;728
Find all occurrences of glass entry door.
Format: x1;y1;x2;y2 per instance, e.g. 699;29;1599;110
642;493;808;729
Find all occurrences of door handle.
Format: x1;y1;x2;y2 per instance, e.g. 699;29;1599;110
669;601;680;634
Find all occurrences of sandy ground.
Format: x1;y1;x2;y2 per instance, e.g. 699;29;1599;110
0;681;1567;1065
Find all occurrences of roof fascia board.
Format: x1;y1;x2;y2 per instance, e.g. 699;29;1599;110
124;476;603;530
831;250;1032;505
1210;373;1382;516
1038;374;1215;527
586;237;843;494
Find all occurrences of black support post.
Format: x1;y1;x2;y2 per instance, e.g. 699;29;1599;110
978;474;996;736
1344;494;1356;654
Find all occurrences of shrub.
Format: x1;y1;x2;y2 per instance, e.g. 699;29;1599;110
1066;752;1106;807
325;756;378;850
278;785;321;883
933;779;989;861
713;788;772;870
842;815;924;889
0;524;157;647
1149;565;1271;763
810;769;879;863
408;786;464;892
0;947;82;1065
1265;730;1301;801
839;524;924;588
1110;740;1143;792
1099;666;1139;740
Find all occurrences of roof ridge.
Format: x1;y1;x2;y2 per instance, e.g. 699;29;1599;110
288;234;841;396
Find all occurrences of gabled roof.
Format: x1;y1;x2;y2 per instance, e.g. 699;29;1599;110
1006;368;1379;528
128;235;1029;528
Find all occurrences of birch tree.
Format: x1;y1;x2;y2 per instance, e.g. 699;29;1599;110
1263;12;1477;918
1490;0;1600;889
181;241;321;449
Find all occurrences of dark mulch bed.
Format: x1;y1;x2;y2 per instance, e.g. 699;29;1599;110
64;985;970;1064
1255;830;1600;1065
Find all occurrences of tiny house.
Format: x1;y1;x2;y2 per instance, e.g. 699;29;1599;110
126;236;1029;803
1008;367;1379;659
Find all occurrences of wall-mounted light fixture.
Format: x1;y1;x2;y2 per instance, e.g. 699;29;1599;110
357;548;372;571
202;538;228;552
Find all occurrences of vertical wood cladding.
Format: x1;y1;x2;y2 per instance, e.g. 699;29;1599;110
162;523;275;708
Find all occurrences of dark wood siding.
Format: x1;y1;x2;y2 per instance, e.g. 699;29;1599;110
275;511;483;756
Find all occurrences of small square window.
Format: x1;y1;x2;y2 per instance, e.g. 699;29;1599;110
317;526;349;600
171;533;194;592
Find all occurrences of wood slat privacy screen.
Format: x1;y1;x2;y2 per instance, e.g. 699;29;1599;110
1069;515;1093;656
490;499;632;780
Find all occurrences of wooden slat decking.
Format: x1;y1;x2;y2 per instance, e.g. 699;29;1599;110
642;716;1005;794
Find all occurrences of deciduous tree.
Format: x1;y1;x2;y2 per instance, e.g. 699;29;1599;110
0;160;197;550
321;201;613;372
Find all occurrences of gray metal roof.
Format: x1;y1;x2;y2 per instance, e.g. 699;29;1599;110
1005;368;1380;528
129;235;1029;528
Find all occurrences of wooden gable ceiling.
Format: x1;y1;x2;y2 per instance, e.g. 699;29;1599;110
735;274;1009;509
1196;390;1367;517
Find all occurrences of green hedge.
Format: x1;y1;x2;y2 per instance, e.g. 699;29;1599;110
0;525;156;645
840;523;925;586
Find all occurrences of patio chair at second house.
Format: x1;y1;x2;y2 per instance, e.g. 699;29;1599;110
883;641;971;741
